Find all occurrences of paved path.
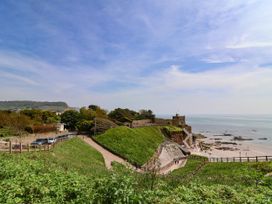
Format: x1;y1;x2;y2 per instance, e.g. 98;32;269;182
79;136;135;169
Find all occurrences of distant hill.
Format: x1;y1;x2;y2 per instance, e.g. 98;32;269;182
0;100;69;112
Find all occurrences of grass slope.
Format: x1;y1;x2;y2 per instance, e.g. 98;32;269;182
50;137;107;177
9;137;107;177
169;155;272;187
95;126;164;166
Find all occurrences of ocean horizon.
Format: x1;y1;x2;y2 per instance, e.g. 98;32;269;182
158;114;272;147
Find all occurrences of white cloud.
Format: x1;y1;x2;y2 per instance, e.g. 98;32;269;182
226;41;272;49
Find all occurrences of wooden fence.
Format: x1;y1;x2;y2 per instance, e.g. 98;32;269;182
209;156;272;163
0;137;71;154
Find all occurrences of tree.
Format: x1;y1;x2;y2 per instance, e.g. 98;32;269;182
88;105;107;118
108;108;138;123
91;118;117;134
80;107;96;120
61;110;81;130
137;109;155;121
76;120;94;132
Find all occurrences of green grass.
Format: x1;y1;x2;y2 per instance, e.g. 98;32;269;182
95;126;165;166
49;137;107;177
7;137;108;177
169;154;272;187
162;125;183;132
170;155;207;177
0;127;15;137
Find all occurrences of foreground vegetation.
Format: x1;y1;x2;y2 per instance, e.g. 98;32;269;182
0;138;272;203
169;155;272;187
95;126;164;166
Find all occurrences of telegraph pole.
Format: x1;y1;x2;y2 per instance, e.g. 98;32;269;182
94;117;97;136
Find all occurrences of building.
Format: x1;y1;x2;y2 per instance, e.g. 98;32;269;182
56;123;65;132
172;114;186;126
131;119;153;128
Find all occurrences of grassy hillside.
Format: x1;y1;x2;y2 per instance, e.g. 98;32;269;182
10;138;107;177
95;126;164;166
169;155;272;187
50;138;107;177
0;100;68;111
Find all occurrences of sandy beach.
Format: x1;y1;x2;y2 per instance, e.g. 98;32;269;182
192;138;272;158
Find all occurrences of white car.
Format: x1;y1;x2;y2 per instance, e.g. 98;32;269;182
47;137;56;144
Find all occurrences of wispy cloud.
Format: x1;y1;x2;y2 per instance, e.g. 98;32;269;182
0;0;272;114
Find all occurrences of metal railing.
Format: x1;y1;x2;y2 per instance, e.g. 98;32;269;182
209;156;272;163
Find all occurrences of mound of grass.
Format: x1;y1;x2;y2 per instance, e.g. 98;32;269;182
95;126;164;166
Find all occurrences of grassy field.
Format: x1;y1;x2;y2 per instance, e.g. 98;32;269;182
169;154;272;187
95;126;165;166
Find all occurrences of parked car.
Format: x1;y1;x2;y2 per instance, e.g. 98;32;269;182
31;138;48;146
47;137;56;144
55;135;69;141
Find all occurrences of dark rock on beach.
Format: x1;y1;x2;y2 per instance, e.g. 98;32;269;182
233;136;253;141
215;146;239;151
258;137;268;140
215;141;237;145
193;133;207;139
214;133;232;137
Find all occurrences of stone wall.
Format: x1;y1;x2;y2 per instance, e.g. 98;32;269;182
131;119;153;128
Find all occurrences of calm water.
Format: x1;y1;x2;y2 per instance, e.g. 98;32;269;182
185;115;272;146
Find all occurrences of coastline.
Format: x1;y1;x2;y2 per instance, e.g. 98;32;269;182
192;139;272;158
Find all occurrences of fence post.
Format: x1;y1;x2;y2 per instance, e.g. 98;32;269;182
266;156;268;161
247;157;249;162
227;158;229;162
217;158;219;162
233;157;235;162
221;158;223;162
256;156;258;162
20;143;22;153
27;144;30;152
9;141;12;153
240;157;241;162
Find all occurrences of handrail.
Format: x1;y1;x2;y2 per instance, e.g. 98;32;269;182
209;155;272;162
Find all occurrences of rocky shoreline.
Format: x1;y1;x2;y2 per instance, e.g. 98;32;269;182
192;132;272;158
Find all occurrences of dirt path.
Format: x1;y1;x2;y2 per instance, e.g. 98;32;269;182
79;136;136;170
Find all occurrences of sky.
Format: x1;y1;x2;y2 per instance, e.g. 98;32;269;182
0;0;272;115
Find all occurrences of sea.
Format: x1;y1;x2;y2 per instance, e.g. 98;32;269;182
160;114;272;148
187;115;272;147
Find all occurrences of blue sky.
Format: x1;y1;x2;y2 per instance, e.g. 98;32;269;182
1;0;272;114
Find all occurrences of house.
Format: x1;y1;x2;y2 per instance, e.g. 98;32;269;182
56;123;65;132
